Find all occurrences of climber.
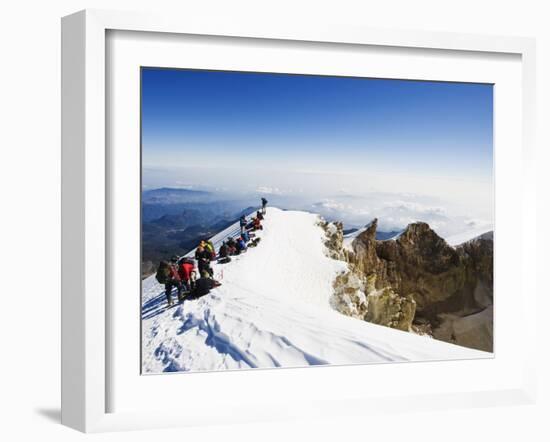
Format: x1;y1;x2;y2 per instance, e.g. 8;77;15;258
188;271;222;299
164;256;183;306
253;217;263;230
178;257;196;292
261;197;268;215
245;218;256;231
226;237;238;255
205;239;216;260
217;241;232;264
195;246;213;277
239;215;247;234
236;236;247;253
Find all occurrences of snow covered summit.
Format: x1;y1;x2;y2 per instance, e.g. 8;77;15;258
141;207;490;373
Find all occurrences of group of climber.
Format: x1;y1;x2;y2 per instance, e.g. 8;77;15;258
240;211;264;234
155;255;216;306
155;198;268;307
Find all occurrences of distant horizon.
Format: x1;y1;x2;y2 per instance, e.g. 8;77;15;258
141;68;493;238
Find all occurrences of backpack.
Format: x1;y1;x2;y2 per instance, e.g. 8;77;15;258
249;238;261;248
155;261;171;284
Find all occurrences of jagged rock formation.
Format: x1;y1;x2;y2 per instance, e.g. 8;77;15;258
327;219;493;352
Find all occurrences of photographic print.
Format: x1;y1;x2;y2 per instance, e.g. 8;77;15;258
140;68;494;374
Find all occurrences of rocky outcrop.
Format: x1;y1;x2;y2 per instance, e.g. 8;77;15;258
363;274;417;332
320;220;347;261
330;271;368;319
327;218;493;352
331;270;417;332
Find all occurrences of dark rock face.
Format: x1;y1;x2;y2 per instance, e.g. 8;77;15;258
330;218;493;352
141;260;156;279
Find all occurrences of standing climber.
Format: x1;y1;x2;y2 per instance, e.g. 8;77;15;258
239;215;247;234
164;256;183;306
261;197;268;215
195;246;213;278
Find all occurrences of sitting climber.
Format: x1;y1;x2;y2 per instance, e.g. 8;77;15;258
245;219;256;231
236;236;247;253
253;217;263;230
226;237;238;255
218;241;228;258
217;241;232;264
188;271;222;299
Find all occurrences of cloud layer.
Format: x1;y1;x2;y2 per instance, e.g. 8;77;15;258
308;193;492;239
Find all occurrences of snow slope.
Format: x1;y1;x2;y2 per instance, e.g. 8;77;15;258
445;228;493;247
142;207;490;373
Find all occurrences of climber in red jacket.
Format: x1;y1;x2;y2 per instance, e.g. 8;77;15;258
178;258;196;292
165;256;183;306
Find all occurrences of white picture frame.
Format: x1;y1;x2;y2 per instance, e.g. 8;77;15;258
61;9;537;433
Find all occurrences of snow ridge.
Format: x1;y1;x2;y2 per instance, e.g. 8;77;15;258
445;229;494;247
142;207;490;373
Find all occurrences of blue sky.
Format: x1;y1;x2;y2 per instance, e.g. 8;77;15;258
142;68;493;180
141;68;493;232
